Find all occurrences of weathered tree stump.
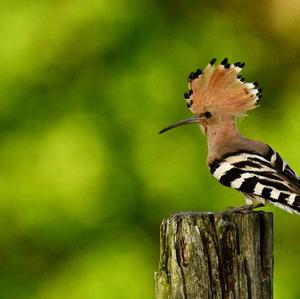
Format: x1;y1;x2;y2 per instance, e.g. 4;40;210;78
155;211;273;299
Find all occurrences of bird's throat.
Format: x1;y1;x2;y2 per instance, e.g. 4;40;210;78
206;120;241;161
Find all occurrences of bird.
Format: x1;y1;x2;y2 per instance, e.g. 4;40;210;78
159;57;300;215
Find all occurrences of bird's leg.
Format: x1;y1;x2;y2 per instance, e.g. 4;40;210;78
224;203;265;214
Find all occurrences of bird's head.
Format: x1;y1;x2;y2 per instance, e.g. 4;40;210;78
159;58;263;135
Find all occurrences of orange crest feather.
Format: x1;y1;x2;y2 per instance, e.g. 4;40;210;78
184;58;262;117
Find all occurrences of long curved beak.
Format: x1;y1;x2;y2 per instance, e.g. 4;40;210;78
159;115;201;134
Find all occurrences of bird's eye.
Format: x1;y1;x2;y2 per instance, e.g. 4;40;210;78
204;111;212;118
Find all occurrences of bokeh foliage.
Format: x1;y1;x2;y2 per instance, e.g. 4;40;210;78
1;0;300;298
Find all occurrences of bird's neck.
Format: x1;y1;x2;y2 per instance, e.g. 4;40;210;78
206;120;243;163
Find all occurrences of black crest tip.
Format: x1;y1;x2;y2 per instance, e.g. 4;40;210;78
210;58;217;65
188;72;194;80
194;68;202;76
186;100;193;108
192;73;198;79
221;57;228;65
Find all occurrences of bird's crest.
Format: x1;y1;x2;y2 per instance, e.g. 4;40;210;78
184;58;263;117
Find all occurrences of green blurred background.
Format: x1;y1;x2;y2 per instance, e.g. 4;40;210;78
1;0;300;298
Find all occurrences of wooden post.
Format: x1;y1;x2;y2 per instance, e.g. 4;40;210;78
155;211;273;299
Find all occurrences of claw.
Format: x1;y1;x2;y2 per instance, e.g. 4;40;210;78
224;203;265;214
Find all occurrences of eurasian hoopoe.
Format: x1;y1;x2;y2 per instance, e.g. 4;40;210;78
160;58;300;215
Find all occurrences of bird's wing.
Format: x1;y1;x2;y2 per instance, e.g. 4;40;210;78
209;151;300;213
265;146;300;188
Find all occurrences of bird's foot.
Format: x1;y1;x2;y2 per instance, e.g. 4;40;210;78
224;203;265;214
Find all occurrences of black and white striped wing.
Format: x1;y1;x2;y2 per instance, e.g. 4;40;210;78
209;150;300;214
266;146;300;188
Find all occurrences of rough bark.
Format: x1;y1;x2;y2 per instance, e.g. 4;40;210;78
155;211;273;299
